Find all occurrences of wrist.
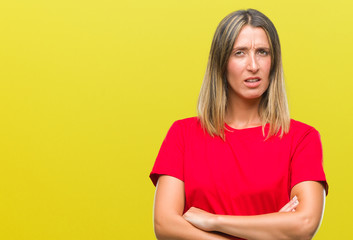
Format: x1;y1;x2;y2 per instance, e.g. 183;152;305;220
209;214;221;232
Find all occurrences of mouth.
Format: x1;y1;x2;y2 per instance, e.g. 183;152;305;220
244;77;262;88
245;78;261;83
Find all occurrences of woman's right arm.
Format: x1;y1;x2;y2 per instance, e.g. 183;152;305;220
154;175;230;240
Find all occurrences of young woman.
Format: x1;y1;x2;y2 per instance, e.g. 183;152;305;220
150;9;328;240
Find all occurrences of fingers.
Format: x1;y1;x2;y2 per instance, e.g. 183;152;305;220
279;195;299;213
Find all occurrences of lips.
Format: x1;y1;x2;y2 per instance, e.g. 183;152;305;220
244;77;261;88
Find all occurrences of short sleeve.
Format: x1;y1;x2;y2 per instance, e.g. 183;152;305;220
149;121;185;186
290;128;328;194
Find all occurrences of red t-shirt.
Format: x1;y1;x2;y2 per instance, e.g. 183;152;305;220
150;117;328;238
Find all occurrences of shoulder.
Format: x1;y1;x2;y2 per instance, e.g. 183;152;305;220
288;119;321;142
289;119;318;134
174;116;199;125
166;117;207;142
171;116;201;131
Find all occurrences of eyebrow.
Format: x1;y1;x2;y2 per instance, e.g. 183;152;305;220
232;46;270;51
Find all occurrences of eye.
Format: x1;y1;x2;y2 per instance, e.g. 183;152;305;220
258;49;269;56
234;51;244;56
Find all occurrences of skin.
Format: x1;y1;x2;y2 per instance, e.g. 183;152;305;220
225;25;271;129
154;176;230;240
154;175;304;240
226;25;271;101
183;181;325;240
153;25;326;240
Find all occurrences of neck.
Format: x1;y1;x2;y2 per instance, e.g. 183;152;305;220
225;94;262;129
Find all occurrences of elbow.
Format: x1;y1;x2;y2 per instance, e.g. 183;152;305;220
154;217;167;240
154;216;176;240
301;216;320;240
291;214;321;240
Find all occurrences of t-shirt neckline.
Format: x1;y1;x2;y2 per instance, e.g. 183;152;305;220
224;122;267;132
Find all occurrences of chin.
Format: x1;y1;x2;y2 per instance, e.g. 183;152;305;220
230;89;266;101
241;93;264;100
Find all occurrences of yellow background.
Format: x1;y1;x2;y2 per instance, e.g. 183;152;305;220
0;0;352;239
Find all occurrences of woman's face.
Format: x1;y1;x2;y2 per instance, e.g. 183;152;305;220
226;25;271;101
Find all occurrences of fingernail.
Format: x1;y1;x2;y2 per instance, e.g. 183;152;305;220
293;195;297;201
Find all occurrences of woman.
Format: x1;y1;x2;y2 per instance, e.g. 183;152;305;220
150;9;328;240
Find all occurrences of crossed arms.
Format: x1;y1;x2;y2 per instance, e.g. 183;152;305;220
153;175;326;240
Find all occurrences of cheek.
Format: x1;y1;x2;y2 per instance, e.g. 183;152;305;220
227;60;245;78
262;58;272;75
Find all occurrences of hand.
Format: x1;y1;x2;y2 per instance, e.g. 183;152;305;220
279;195;299;213
183;207;217;232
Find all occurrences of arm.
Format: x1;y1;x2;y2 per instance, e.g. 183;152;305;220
184;181;326;240
153;175;231;240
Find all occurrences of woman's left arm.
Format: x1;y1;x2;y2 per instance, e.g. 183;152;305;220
183;181;326;240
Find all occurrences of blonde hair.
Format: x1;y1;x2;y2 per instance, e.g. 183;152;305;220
197;9;290;140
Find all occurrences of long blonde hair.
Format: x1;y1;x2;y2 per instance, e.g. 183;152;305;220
197;9;290;140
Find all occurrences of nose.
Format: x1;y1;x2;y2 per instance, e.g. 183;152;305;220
247;54;259;73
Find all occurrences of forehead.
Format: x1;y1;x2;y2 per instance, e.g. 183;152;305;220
233;25;270;47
